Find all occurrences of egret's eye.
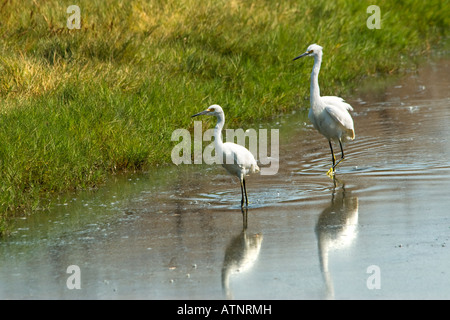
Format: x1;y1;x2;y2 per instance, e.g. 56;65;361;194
308;50;313;54
207;108;213;112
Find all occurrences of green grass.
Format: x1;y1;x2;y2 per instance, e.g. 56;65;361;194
0;0;448;235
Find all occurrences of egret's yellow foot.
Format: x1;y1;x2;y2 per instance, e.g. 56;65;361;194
326;167;334;177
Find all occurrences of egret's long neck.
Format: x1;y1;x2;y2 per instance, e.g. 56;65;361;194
214;112;225;150
310;53;322;104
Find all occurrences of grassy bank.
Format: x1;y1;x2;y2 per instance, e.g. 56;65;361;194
0;0;448;234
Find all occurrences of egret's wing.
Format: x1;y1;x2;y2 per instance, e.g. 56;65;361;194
323;106;352;128
233;144;256;166
322;96;354;127
322;96;355;139
322;96;353;112
223;143;259;172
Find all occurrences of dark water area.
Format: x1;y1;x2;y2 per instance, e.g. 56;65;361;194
1;58;450;299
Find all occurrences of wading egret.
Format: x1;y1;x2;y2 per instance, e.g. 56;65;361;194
192;105;260;207
293;44;355;175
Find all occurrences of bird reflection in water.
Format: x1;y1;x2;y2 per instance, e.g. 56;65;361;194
315;177;359;299
221;208;263;299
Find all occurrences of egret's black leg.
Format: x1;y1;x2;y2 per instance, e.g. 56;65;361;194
240;180;245;207
329;140;336;167
243;178;249;206
333;140;345;170
327;141;336;176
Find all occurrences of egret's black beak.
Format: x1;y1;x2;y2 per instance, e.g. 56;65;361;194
191;110;210;118
293;52;310;61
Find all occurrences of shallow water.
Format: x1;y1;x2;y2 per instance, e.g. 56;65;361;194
1;59;450;299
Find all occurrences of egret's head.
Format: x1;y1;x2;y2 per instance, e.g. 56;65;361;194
293;43;323;61
191;104;223;118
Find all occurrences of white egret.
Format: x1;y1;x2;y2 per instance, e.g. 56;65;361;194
192;105;260;207
293;44;355;175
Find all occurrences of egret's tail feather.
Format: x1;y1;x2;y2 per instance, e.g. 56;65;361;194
348;129;355;140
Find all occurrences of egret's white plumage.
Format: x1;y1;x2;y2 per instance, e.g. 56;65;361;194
192;105;259;207
294;44;355;175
